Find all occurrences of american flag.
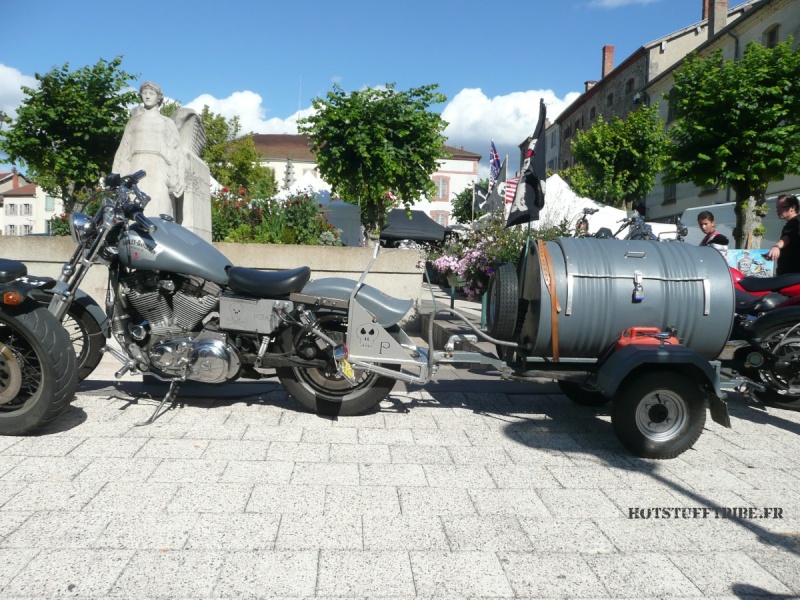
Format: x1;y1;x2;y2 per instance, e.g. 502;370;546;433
505;177;519;203
488;140;501;191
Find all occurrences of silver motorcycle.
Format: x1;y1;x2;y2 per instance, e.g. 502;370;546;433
45;171;429;423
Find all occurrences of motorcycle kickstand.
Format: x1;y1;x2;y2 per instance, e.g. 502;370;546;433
135;380;182;427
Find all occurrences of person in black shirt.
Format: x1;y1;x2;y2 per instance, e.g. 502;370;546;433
767;195;800;275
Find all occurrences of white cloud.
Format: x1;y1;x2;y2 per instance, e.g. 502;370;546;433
442;88;580;178
0;64;37;119
185;91;312;135
0;62;583;180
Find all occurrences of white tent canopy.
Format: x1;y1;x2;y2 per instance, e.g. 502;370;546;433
523;174;679;239
274;170;332;201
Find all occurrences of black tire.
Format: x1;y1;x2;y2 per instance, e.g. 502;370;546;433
748;321;800;409
0;301;77;435
611;372;706;459
558;380;610;406
276;313;398;416
486;262;518;340
31;290;105;381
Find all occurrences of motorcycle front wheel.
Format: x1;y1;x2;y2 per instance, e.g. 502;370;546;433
31;291;105;381
276;312;398;416
0;301;77;435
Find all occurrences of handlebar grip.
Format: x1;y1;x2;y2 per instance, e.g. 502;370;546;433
134;212;156;234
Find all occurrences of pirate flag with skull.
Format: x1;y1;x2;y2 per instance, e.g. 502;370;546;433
506;99;547;228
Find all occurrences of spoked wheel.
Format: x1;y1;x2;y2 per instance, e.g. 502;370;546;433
276;312;398;416
612;372;706;459
0;301;78;435
558;380;609;406
31;291;105;381
750;322;800;409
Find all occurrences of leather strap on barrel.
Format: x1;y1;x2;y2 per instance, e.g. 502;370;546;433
537;239;561;362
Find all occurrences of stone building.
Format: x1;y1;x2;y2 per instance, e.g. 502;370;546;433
644;0;800;222
549;0;758;176
0;168;63;236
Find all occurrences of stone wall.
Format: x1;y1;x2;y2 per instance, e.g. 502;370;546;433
0;237;424;329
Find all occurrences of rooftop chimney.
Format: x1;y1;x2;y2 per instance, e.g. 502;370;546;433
708;0;728;38
602;45;615;78
11;167;18;190
585;80;597;92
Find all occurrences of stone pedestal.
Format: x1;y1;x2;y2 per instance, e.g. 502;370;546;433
176;152;212;242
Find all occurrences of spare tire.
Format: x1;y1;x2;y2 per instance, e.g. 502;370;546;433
486;262;518;340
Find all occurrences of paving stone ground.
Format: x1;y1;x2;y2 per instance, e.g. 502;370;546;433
1;284;799;598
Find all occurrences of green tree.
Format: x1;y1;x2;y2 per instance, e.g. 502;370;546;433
0;57;138;209
563;104;668;211
665;39;800;248
451;177;489;224
298;83;448;235
195;107;277;196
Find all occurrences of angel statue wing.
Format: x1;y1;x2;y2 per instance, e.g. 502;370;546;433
170;107;207;158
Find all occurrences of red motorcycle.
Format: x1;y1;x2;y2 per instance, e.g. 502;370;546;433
729;267;800;408
732;267;800;327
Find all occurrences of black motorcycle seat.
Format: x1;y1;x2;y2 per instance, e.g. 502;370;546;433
738;273;800;293
0;259;27;283
735;288;787;315
226;266;311;298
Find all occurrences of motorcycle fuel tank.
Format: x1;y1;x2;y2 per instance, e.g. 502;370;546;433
118;218;232;285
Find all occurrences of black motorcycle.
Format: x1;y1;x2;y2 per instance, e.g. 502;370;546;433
0;259;77;434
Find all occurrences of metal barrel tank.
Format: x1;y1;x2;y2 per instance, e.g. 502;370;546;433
518;237;735;359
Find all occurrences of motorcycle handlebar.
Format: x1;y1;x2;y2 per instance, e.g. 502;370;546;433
122;202;157;233
134;212;157;234
122;170;146;187
105;171;147;190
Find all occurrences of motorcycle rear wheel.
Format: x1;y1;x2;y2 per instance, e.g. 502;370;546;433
276;313;398;416
0;301;77;435
750;321;800;408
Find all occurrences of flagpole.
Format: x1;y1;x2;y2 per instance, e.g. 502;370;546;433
503;155;509;220
471;185;475;227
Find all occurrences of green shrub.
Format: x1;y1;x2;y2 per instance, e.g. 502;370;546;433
210;187;342;245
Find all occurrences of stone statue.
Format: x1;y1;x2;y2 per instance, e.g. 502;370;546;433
113;82;185;218
113;82;212;240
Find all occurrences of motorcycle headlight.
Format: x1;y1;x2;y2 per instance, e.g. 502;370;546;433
69;212;95;244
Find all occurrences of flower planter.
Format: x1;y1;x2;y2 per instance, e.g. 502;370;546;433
446;273;465;288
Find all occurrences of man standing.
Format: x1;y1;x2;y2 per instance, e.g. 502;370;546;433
767;195;800;275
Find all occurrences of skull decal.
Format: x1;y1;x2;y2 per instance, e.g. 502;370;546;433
357;324;377;349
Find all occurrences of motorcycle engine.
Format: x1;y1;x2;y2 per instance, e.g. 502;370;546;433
117;272;240;382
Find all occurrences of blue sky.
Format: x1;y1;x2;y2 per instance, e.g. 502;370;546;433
1;0;749;177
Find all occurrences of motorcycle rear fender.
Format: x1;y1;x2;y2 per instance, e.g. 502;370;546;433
39;280;110;337
301;277;413;328
596;343;730;427
750;306;800;338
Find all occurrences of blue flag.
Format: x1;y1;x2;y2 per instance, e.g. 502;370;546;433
488;140;501;191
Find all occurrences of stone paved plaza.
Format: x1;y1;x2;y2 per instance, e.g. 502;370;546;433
0;352;799;598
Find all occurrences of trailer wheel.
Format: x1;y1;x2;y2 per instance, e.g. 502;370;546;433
486;262;518;340
612;372;706;459
558;380;609;406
